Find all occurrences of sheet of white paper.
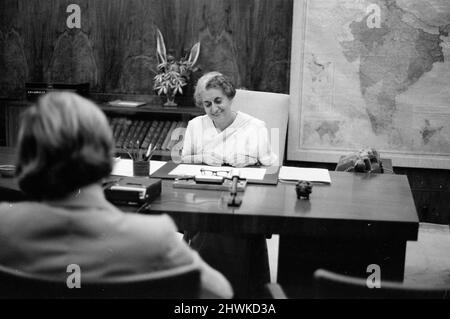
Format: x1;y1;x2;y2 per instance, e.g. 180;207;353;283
168;164;266;180
168;164;221;177
238;167;266;180
278;166;331;184
112;158;167;176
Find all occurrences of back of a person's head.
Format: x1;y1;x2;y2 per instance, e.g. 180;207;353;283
16;92;114;200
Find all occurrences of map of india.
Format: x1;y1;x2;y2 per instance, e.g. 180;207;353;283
299;0;450;166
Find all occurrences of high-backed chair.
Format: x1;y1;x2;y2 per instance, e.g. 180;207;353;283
314;269;450;299
232;89;290;166
231;89;289;279
0;263;201;299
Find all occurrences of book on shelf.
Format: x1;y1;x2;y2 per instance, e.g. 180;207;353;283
116;118;133;149
107;116;119;140
122;120;139;150
114;118;128;148
155;121;173;150
109;117;121;141
135;120;147;146
161;121;178;150
125;120;145;149
166;121;186;151
141;121;159;150
112;117;125;141
137;121;152;149
149;121;165;149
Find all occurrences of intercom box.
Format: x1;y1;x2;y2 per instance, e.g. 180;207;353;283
104;177;161;206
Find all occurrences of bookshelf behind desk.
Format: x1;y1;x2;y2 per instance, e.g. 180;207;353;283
0;96;204;160
103;105;203;159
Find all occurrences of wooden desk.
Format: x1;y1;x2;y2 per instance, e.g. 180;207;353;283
145;172;418;297
0;147;419;297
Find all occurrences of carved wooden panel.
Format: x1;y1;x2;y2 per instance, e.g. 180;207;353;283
0;0;293;97
173;0;292;92
5;104;24;147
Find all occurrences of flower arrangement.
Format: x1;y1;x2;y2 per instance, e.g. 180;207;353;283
153;28;200;107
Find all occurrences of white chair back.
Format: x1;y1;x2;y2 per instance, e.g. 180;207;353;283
232;89;289;166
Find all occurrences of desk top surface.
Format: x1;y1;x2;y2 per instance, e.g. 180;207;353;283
150;173;417;223
0;147;418;239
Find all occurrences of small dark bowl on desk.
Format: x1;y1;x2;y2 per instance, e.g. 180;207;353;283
0;165;16;178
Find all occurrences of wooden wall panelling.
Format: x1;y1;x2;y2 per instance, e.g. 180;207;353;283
0;101;7;146
0;0;293;97
173;0;293;93
0;0;175;96
6;104;24;147
89;0;175;93
0;1;29;97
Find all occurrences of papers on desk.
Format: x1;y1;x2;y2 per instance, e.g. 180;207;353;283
168;164;267;180
238;167;267;180
278;166;331;184
112;158;167;176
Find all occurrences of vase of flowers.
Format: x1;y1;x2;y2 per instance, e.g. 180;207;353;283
153;28;200;107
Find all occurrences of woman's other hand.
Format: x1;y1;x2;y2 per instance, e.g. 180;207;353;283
201;152;223;166
225;154;258;167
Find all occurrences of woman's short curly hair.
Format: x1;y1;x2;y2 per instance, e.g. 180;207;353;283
15;92;114;200
194;72;236;107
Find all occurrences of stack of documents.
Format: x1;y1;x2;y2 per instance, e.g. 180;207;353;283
278;166;331;184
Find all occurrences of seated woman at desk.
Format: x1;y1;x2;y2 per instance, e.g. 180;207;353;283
181;71;277;167
0;92;232;299
181;72;275;298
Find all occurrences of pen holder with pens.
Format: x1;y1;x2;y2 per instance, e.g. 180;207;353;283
133;160;150;177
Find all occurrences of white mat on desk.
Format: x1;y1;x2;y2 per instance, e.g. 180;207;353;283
112;158;167;177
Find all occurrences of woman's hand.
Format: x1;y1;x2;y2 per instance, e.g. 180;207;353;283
201;152;223;166
224;154;258;167
181;153;224;166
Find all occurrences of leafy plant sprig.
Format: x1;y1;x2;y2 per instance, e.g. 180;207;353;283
153;28;200;98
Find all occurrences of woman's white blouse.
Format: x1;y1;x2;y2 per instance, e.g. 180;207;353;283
181;111;277;167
